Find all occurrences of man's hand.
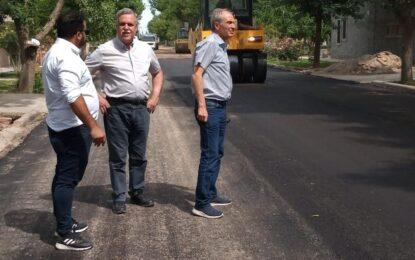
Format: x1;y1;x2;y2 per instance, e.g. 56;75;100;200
90;125;106;146
197;105;208;122
98;94;111;114
147;96;159;113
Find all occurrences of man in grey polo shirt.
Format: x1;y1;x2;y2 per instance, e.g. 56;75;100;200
191;8;236;219
85;8;163;214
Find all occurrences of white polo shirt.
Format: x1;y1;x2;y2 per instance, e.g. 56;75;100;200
85;37;161;101
42;38;99;132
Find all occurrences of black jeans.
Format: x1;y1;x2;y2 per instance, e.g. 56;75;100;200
104;101;150;202
48;124;92;236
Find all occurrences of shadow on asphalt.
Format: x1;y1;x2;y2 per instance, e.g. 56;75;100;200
39;183;194;213
4;209;55;246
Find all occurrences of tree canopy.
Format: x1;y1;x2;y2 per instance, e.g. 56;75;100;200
148;0;198;41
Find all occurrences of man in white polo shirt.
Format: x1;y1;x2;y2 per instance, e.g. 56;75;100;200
43;11;105;251
86;8;164;214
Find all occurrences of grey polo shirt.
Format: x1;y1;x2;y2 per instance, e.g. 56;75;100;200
193;33;232;101
85;37;161;101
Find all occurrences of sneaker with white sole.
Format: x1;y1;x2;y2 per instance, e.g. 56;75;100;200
54;218;88;236
211;195;232;206
55;232;93;251
192;205;223;219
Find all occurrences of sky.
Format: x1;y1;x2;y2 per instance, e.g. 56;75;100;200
139;0;154;34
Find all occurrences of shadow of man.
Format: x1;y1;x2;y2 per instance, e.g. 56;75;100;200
4;209;55;246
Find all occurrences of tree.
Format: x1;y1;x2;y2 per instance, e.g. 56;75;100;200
148;0;198;41
0;0;144;93
254;0;315;40
74;0;144;43
0;0;65;93
283;0;365;68
375;0;415;83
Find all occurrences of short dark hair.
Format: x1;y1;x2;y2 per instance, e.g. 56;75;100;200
56;11;85;39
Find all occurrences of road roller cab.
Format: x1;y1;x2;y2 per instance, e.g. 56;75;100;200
188;0;267;83
175;28;190;53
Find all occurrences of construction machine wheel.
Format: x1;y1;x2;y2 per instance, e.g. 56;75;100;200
253;57;267;83
229;55;241;83
242;57;254;83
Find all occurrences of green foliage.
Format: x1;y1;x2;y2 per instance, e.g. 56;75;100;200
0;0;57;36
67;0;145;44
148;0;198;41
33;72;43;93
0;22;19;65
254;0;315;40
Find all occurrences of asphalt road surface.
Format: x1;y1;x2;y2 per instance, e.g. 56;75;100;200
1;49;415;259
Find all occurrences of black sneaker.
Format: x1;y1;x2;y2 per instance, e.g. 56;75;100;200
55;232;93;251
113;201;127;214
54;218;88;236
192;205;223;219
130;191;154;207
72;218;88;233
211;195;232;206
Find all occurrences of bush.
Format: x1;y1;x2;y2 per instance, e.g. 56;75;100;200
266;37;303;61
33;72;43;93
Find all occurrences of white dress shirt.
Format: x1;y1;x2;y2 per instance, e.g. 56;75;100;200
85;37;161;101
42;38;99;132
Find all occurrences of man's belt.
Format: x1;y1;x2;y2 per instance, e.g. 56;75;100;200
106;96;147;106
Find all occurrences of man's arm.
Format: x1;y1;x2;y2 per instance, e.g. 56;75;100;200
85;49;111;114
70;96;106;146
192;65;208;122
147;69;164;113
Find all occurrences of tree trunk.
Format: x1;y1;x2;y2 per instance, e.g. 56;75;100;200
15;21;37;93
313;9;323;69
15;0;65;93
18;47;38;93
400;21;414;83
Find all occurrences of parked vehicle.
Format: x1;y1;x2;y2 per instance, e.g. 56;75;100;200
139;34;159;50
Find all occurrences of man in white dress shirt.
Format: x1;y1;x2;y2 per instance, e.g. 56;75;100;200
86;8;163;214
43;11;105;251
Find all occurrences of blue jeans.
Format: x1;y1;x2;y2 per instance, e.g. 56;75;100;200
195;99;227;209
104;101;149;202
48;124;92;236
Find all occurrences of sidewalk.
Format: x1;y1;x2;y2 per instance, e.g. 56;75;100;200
270;63;415;91
0;94;47;158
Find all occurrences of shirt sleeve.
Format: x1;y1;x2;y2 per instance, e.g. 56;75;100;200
85;47;103;75
194;41;217;70
149;48;161;74
57;58;82;104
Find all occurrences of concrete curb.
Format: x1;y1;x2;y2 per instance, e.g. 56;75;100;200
371;80;415;91
269;64;415;91
0;112;46;159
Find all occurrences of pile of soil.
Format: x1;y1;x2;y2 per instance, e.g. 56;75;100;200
0;116;13;131
324;51;401;74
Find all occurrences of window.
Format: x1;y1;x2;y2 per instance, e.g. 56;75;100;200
342;19;347;40
337;19;341;44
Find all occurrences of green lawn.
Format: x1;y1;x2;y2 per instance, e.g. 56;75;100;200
268;58;336;70
0;71;19;78
0;79;18;93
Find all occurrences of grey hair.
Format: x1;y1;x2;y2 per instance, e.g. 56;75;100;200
210;8;232;31
116;8;138;24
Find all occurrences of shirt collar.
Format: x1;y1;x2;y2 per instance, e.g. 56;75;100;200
212;33;227;50
55;38;81;55
115;36;137;50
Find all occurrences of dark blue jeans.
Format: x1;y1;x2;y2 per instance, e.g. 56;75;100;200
104;101;149;202
48;124;92;236
195;99;227;209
